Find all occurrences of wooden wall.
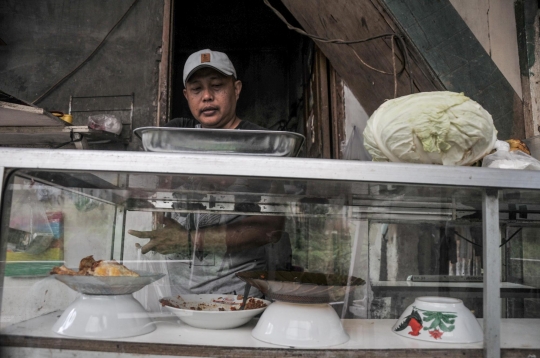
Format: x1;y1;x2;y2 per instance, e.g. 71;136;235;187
282;0;530;140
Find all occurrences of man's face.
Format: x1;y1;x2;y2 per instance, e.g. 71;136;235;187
183;67;242;129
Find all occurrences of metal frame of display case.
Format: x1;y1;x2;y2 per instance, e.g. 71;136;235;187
0;148;539;358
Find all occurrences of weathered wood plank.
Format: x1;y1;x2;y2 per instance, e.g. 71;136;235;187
156;0;173;127
330;68;345;159
0;335;486;357
516;0;540;138
281;0;442;115
305;48;332;159
317;50;332;159
2;335;539;358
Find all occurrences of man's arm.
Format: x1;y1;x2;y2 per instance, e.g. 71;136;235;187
128;215;285;255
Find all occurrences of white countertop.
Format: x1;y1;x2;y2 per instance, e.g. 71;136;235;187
2;311;539;350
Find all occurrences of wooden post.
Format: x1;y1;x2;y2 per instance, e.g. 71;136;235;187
516;0;540;138
156;0;173;127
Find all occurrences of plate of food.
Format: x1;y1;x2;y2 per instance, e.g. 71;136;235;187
51;255;166;338
235;270;365;304
51;255;165;295
159;294;271;329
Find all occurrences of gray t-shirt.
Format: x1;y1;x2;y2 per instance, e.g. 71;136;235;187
162;119;288;296
166;179;270;297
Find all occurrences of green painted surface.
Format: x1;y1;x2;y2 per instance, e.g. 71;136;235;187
383;0;516;139
4;261;63;277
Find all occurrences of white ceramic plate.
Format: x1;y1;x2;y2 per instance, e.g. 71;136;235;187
160;294;270;330
392;296;483;343
53;270;166;295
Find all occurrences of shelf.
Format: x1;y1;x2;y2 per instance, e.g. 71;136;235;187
13;171;128;206
0;100;65;127
371;281;540;299
0;92;122;147
0;126;120;147
1;311;539;357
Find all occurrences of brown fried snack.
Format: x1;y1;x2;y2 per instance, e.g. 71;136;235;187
79;255;95;271
50;256;138;277
78;255;102;275
93;261;139;277
50;265;78;275
506;139;531;155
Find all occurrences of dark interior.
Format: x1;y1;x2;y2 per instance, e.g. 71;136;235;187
171;0;310;132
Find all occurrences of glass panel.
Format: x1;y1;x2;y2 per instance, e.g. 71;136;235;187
500;189;540;320
3;168;538;352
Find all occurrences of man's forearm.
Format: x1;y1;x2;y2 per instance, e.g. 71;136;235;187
192;215;285;252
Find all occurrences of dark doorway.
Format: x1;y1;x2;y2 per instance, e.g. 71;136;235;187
170;0;309;132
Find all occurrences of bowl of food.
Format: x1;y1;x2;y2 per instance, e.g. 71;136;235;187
51;255;165;295
392;296;483;343
160;294;270;330
235;270;365;304
51;255;166;339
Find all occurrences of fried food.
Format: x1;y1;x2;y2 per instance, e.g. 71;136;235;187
506;139;531;155
50;255;139;277
50;265;78;276
93;261;140;277
79;255;101;273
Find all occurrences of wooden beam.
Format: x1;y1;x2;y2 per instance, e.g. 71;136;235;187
516;0;540;138
281;0;442;115
304;48;332;159
156;0;173;127
330;68;345;159
317;51;332;159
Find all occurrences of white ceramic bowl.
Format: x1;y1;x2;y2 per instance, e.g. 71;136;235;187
161;294;270;330
252;301;349;348
53;294;156;338
392;296;483;343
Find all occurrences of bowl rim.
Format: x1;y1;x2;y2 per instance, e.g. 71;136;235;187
415;296;463;305
160;295;271;315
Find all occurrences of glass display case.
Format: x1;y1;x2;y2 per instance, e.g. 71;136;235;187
0;148;539;358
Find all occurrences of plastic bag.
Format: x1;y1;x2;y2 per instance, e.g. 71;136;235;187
132;249;172;313
343;126;372;161
87;114;123;135
482;140;540;170
8;181;55;254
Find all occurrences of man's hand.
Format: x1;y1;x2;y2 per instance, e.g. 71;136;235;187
128;217;189;255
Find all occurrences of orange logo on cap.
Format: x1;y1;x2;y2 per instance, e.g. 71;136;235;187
201;53;210;63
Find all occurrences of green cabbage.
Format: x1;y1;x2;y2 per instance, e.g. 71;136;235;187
363;91;497;166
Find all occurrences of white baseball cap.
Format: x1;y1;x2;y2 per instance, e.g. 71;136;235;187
183;49;237;86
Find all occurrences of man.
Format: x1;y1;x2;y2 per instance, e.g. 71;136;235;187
165;48;264;130
129;49;289;296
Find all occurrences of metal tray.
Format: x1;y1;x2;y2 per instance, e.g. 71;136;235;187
134;127;305;157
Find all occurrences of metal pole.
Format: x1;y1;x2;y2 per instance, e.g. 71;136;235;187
0;167;6;316
482;189;500;358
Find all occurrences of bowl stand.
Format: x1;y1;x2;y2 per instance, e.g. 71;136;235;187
251;300;349;348
53;293;156;338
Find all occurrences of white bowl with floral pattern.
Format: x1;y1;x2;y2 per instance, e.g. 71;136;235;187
392;296;483;343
